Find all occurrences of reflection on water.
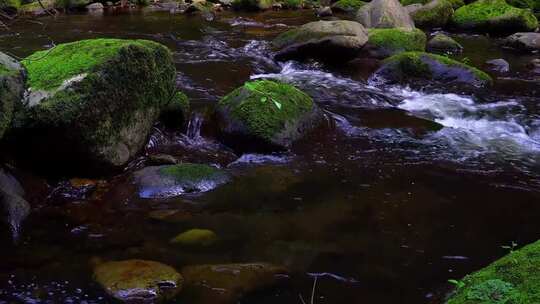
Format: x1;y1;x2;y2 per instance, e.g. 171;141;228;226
1;9;540;304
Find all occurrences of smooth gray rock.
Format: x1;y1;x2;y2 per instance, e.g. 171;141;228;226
356;0;415;29
504;32;540;52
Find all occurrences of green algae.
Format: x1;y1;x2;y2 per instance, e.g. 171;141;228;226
218;80;314;142
446;239;540;304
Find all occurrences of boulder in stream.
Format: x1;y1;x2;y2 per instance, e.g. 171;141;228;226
0;52;25;141
426;33;463;54
272;20;369;62
371;51;492;87
356;0;415;30
408;0;454;28
134;163;230;198
93;259;183;303
363;27;426;58
215;80;325;151
12;38;186;174
0;168;30;241
503;32;540;52
451;0;539;33
445;239;540;304
181;263;288;304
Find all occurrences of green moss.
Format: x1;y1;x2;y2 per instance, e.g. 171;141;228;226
332;0;366;12
170;229;217;246
219;80;314;141
412;0;454;28
401;0;426;5
159;163;225;183
446;240;540;304
22;39;159;91
368;28;427;54
0;0;21;10
452;0;538;32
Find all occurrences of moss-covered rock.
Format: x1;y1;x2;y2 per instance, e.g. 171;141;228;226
93;259;183;303
331;0;367;13
13;39;183;173
232;0;273;10
170;228;217;246
372;51;492;87
446;239;540;304
426;33;463;53
363;28;426;58
452;0;539;33
356;0;416;30
181;263;288;304
0;0;21;12
134;163;230;198
409;0;454;28
215;80;324;151
272;20;369;62
0;52;25;141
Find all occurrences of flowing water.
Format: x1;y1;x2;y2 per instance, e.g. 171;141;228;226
1;9;540;304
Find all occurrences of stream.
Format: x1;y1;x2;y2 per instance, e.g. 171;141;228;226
0;8;539;304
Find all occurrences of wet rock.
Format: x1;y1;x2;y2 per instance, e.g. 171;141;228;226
170;228;217;246
426;33;463;54
356;0;415;30
445;239;540;304
409;0;454;28
231;0;273;10
451;0;538;33
181;263;288;304
527;58;540;74
0;0;21;13
134;163;230;198
0;52;25;141
0;168;30;241
331;0;366;14
19;0;57;16
316;6;333;17
363;28;426;58
12;39;184;174
486;58;510;73
86;2;104;9
272;20;369;62
147;154;178;166
215;80;325;151
503;32;540;52
93;259;183;303
185;0;213;13
371;51;492;87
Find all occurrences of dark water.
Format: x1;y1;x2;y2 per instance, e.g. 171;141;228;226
1;9;540;304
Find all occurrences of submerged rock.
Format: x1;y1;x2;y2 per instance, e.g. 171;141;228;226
181;263;288;304
215;80;324;151
0;52;25;141
170;228;217;246
527;58;540;74
451;0;539;33
147;154;178;166
13;39;186;174
93;259;183;303
372;51;492;87
486;58;510;73
134;163;230;198
426;33;463;54
446;239;540;304
356;0;415;30
272;20;369;62
504;32;540;52
0;168;30;241
363;28;426;58
409;0;454;28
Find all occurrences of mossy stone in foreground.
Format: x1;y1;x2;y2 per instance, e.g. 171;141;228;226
373;51;492;87
170;228;218;246
94;259;183;303
135;164;230;198
15;39;182;173
0;52;25;141
216;80;324;150
446;239;540;304
365;28;426;58
452;0;538;33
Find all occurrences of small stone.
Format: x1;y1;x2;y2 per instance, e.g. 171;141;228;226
317;6;333;17
426;33;463;54
170;229;217;246
86;2;104;9
147;154;178;166
486;58;510;73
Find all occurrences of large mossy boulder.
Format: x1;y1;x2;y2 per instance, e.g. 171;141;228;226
0;52;25;141
181;263;288;304
215;80;324;151
332;0;367;13
13;39;186;174
446;240;540;304
363;28;426;58
372;51;492;87
272;20;369;62
452;0;539;33
93;259;183;303
356;0;416;30
409;0;454;28
134;163;230;198
504;32;540;51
